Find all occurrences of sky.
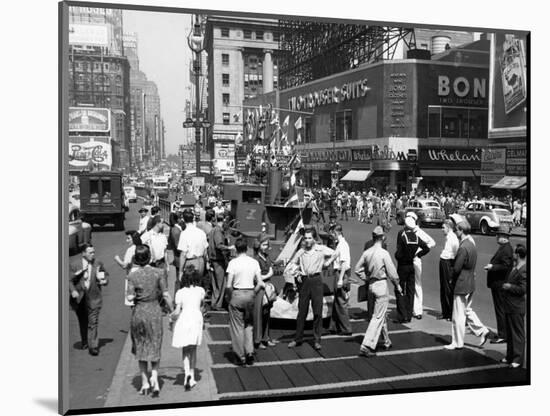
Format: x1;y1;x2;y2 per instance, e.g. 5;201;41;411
123;9;193;156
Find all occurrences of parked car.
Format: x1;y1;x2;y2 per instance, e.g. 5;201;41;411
69;204;92;255
457;200;514;235
396;199;446;227
124;186;137;203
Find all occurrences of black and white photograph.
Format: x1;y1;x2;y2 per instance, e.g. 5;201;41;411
57;0;534;414
8;0;543;415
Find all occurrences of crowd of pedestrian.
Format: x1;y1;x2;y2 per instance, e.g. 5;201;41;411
68;183;527;399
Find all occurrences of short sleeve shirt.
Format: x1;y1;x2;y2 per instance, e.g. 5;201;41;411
226;255;261;289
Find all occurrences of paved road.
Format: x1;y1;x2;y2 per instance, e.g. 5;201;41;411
67;203;141;410
68;205;527;410
327;214;526;331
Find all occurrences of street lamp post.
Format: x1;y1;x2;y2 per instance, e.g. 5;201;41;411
183;15;211;177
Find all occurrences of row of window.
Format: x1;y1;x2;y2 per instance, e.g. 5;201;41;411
72;61;122;73
299;107;487;143
220;27;279;41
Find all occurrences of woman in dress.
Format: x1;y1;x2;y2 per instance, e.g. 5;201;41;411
170;265;205;390
253;236;277;349
126;245;173;397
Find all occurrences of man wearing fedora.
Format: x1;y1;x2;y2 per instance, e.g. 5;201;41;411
484;225;514;344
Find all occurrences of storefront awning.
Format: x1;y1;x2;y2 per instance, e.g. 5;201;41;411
420;169;476;177
341;170;373;181
491;176;527;189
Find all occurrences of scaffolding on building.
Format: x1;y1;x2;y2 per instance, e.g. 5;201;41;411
278;20;416;89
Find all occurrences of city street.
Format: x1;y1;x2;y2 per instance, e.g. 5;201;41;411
67;201;527;409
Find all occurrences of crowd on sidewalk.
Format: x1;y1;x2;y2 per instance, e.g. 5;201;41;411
68;186;527;399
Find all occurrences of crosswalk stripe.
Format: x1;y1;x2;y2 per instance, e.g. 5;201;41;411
207;328;416;346
218;363;508;399
210;345;447;368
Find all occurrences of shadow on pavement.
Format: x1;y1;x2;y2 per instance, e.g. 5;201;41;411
33;398;57;413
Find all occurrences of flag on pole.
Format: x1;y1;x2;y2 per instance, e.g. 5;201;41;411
284;192;299;207
294;116;302;130
283;115;290;127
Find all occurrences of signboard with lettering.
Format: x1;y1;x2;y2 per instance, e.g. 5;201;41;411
481;147;506;185
68;136;112;170
419;147;482;169
505;147;526;176
213;142;236;175
383;63;415;136
69;24;109;46
69;107;111;132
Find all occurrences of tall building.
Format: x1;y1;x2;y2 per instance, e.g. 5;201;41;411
204;16;282;176
68;6;131;171
123;31;163;169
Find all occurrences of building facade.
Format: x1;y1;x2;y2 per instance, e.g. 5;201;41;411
204;16;281;177
244;39;491;194
123;32;163;170
68;6;131;172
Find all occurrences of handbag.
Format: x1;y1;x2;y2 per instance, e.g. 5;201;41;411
262;281;278;306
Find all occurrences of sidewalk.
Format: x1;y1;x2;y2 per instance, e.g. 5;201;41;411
510;226;527;237
105;277;526;407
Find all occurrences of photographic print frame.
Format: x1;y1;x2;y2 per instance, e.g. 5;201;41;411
58;1;531;415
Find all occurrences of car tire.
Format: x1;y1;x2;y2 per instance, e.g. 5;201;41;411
480;220;489;235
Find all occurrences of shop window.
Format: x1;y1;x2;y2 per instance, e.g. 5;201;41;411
222;53;229;66
304;117;312;144
221;27;230;37
428;106;441;138
256;31;264;40
335;110;352;141
428;106;488;139
244;29;251;39
222;73;229;86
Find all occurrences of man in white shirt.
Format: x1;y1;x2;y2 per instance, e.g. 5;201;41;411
225;238;264;366
439;219;459;320
325;224;352;335
213;200;225;217
178;209;209;284
406;212;436;319
137;207;150;235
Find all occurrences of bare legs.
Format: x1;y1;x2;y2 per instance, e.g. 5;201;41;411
138;361;150;394
182;346;197;389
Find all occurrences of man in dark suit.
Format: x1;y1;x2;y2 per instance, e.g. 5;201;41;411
445;221;490;350
69;244;109;356
484;226;514;344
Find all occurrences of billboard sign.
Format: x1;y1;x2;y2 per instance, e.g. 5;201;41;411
418;147;482;169
489;33;527;136
213;142;235;175
481;147;506;185
69;24;109;46
68;136;112;170
505;147;527;176
69;107;111;132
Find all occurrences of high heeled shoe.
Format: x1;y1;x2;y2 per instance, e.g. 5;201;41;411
184;375;191;390
139;385;150;395
150;377;160;398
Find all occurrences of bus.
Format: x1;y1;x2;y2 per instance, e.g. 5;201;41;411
152;176;169;198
